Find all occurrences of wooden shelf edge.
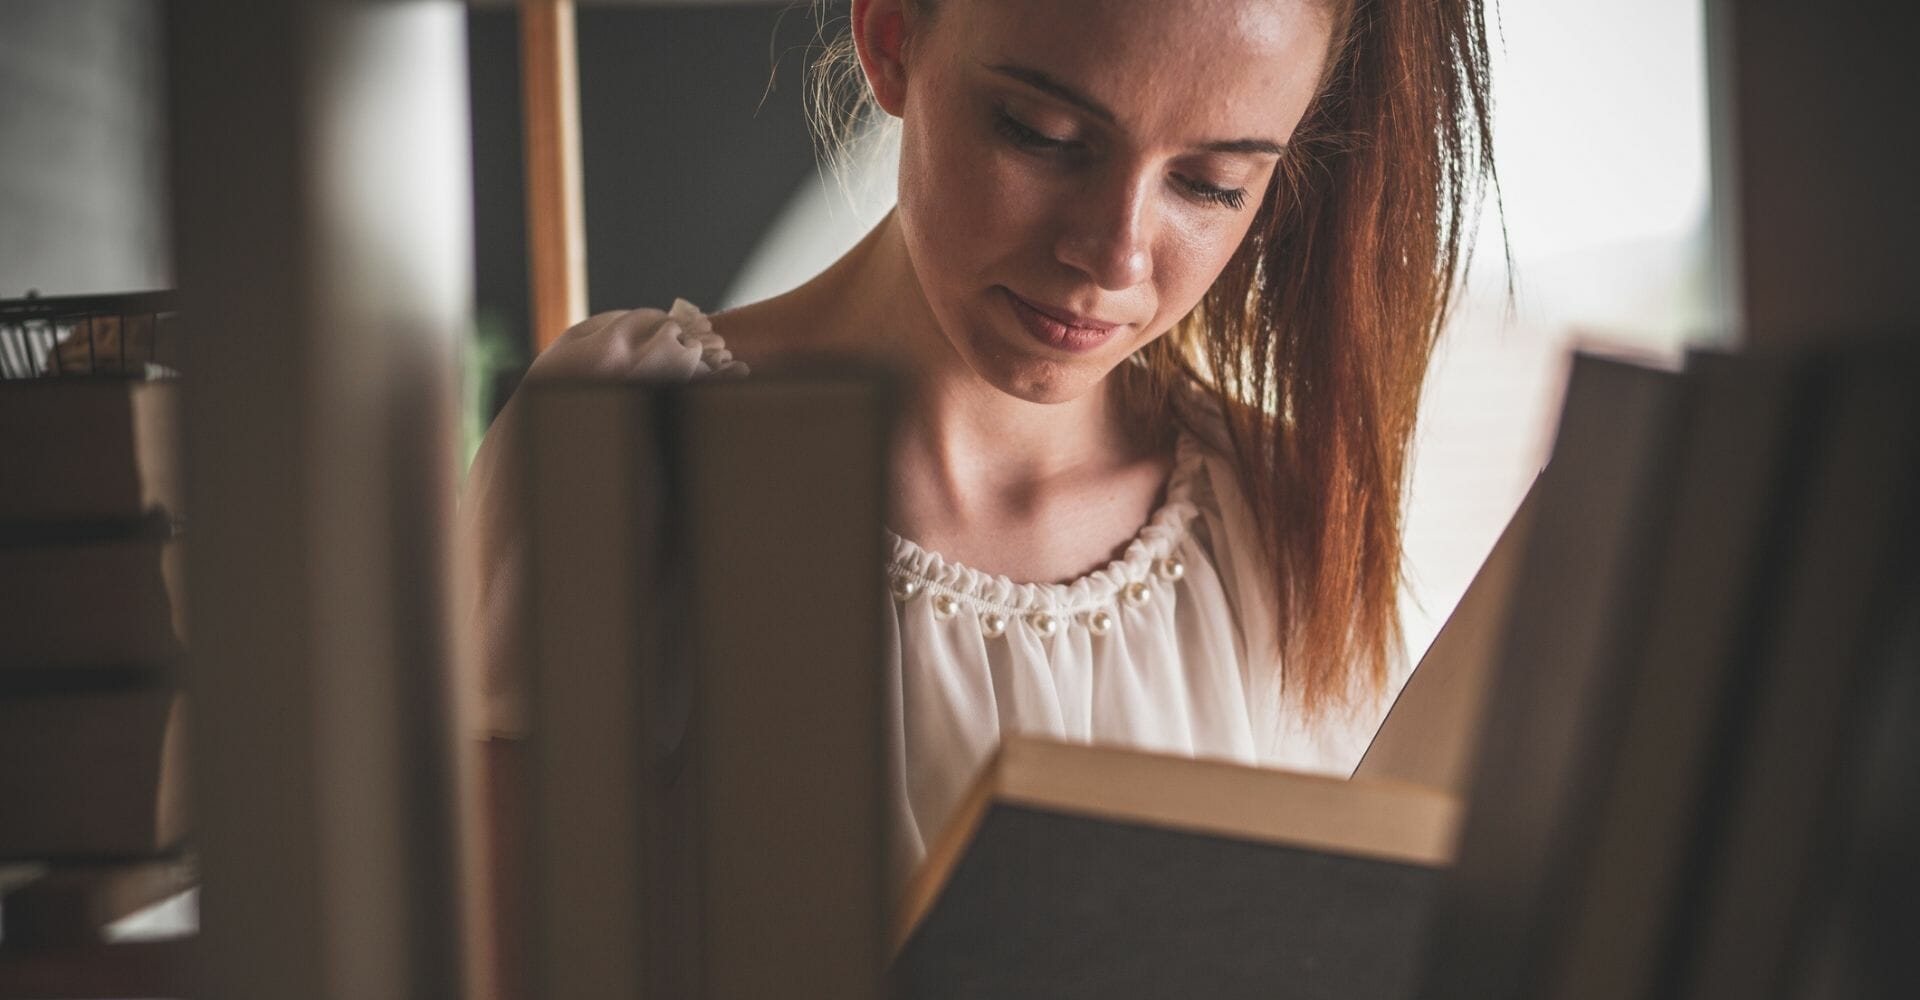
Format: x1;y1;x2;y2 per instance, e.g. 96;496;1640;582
0;937;194;999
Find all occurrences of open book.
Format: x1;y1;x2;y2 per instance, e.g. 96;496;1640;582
519;350;1917;999
887;479;1539;1000
518;371;1537;1000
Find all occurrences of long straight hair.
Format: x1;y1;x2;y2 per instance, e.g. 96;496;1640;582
1131;0;1502;718
811;0;1502;720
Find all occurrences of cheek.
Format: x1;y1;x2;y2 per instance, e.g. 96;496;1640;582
902;137;1053;277
898;82;1067;276
1147;209;1256;327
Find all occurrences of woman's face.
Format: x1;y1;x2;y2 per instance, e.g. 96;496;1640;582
885;0;1334;404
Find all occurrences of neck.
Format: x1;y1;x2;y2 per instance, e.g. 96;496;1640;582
798;213;1137;512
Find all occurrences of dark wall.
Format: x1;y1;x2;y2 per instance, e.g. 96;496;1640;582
468;4;829;354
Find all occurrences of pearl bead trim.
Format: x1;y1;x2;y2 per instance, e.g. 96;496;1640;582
888;562;1182;638
980;611;1007;638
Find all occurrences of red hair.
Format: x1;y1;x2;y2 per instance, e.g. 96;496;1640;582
814;0;1504;719
1131;0;1502;716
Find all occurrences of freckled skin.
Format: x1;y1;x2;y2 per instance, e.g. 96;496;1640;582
462;7;1360;932
891;0;1332;404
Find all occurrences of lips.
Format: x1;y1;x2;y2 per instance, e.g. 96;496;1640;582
1003;288;1124;354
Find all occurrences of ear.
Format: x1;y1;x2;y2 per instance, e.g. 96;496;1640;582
852;0;911;117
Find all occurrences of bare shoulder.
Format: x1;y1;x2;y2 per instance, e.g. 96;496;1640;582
704;299;786;368
707;284;866;370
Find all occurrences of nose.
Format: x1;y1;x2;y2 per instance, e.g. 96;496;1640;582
1054;166;1154;292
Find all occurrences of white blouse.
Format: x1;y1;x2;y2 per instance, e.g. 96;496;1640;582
460;299;1395;888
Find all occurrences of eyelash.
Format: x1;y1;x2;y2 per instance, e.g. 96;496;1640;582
1183;179;1249;212
992;109;1250;212
993;110;1070;152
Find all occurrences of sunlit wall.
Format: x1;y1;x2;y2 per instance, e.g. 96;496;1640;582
1400;0;1715;666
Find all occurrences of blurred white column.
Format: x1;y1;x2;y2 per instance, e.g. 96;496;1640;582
168;4;472;999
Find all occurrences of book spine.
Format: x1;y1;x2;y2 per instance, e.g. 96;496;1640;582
0;691;188;859
0;539;185;674
0;857;197;947
1669;353;1920;999
523;383;661;1000
0;380;182;524
1420;354;1689;1000
676;377;890;1000
1544;353;1804;1000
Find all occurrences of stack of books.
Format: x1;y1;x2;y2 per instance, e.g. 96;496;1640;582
1424;345;1920;1000
0;377;193;953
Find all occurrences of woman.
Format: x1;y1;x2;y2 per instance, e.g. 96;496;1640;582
463;0;1496;892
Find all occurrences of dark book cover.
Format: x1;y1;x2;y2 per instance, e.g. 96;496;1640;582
894;801;1439;1000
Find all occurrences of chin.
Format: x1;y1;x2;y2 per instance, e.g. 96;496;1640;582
962;330;1111;406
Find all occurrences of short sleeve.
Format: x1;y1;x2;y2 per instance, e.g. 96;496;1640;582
531;299;749;382
454;300;744;739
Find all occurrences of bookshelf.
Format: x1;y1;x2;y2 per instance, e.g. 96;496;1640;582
6;1;1913;998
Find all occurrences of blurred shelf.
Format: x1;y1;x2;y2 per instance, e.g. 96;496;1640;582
0;937;193;999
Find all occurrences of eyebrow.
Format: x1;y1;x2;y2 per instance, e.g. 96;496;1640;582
984;63;1287;156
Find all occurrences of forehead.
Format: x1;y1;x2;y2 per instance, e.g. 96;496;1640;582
936;0;1334;141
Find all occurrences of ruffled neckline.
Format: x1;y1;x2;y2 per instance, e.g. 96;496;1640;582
679;298;1205;614
665;298;750;377
885;432;1204;614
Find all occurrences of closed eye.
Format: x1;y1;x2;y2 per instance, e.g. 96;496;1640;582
996;104;1251;211
1176;175;1250;211
994;109;1077;153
